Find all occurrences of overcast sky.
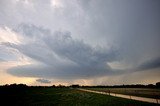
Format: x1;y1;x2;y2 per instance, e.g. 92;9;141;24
0;0;160;86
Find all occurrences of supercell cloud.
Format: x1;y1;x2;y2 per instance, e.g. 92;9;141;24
0;0;160;85
4;24;119;79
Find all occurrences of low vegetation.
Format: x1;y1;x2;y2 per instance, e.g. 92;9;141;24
0;85;159;106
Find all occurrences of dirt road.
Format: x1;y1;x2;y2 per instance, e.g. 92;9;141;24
78;88;160;104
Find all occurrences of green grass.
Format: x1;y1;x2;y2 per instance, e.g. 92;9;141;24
86;88;160;99
0;87;158;106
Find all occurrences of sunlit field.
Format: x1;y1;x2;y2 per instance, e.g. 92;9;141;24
0;87;159;106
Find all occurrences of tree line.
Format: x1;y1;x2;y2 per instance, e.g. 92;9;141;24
0;82;160;88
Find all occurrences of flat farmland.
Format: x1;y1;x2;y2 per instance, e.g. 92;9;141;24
86;88;160;99
0;87;159;106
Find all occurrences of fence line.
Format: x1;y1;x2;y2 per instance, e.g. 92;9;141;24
78;88;160;104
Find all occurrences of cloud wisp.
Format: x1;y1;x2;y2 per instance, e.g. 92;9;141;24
36;78;51;84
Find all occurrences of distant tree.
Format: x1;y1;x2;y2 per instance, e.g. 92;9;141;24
156;82;160;88
9;83;28;88
147;84;155;88
57;84;66;88
52;85;56;88
70;84;80;88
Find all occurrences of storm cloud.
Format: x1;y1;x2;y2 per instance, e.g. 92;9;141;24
3;24;120;79
0;0;160;85
136;57;160;71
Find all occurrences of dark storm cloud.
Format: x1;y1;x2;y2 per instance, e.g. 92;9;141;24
7;63;116;79
44;31;118;66
36;78;51;84
4;24;120;79
137;57;160;71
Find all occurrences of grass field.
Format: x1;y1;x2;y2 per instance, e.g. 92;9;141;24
86;88;160;99
0;87;159;106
